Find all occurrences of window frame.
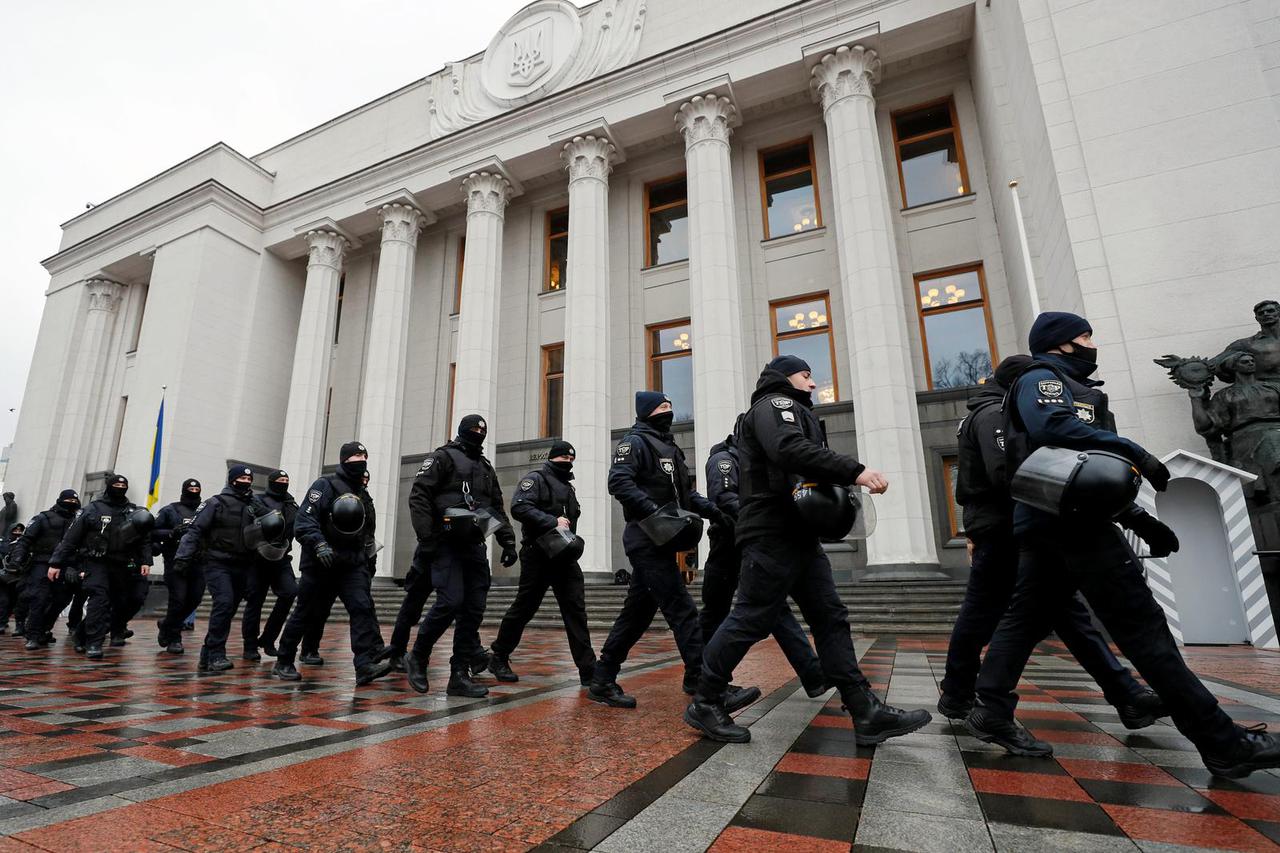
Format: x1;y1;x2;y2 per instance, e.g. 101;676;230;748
643;173;689;268
769;292;840;403
645;318;694;420
890;97;971;210
541;342;565;438
914;263;998;391
543;207;569;293
941;453;962;538
452;238;465;316
757;137;823;240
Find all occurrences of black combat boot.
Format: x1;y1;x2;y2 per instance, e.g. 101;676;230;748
842;685;933;746
964;707;1053;757
1202;725;1280;779
24;637;42;651
85;643;103;659
41;632;55;645
259;638;278;657
300;651;325;666
388;650;406;673
242;647;262;662
1116;689;1168;730
355;659;393;686
109;634;127;647
724;685;762;713
578;668;594;688
447;666;489;698
587;680;637;709
470;648;491;678
937;692;974;721
488;654;518;683
165;640;185;655
802;668;830;699
199;656;233;673
404;652;430;694
272;660;302;681
684;700;750;743
13;621;24;638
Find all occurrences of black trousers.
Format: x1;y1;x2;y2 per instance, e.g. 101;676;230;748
24;562;73;637
975;523;1239;753
81;558;141;645
241;557;297;650
700;538;870;699
491;546;596;678
277;551;382;670
389;546;435;654
411;541;490;668
159;561;206;645
700;532;823;687
594;525;703;684
942;531;1143;704
201;558;250;661
299;564;379;655
0;579;25;626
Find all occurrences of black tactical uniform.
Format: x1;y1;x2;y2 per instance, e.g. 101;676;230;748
174;466;266;671
0;524;26;632
404;416;517;697
11;490;80;648
154;479;204;654
272;442;390;685
241;470;299;661
939;356;1162;727
701;431;824;694
689;358;930;744
488;441;596;685
49;475;152;658
588;391;725;709
969;312;1280;779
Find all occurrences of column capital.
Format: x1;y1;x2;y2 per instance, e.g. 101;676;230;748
462;171;514;217
675;94;736;149
378;203;427;245
562;135;617;183
84;278;125;312
304;230;348;271
810;44;880;111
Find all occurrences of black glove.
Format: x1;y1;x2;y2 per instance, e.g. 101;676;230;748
313;542;335;569
1120;510;1180;558
416;538;438;559
1137;452;1171;492
711;508;735;535
500;545;519;567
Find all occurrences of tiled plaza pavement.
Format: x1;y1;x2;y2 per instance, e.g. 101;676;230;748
0;622;1278;851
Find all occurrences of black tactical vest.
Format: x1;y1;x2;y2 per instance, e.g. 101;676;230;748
738;394;824;502
82;499;138;559
321;474;373;548
206;494;258;556
31;509;74;562
628;432;692;509
525;466;581;527
1003;361;1115;475
430;447;499;515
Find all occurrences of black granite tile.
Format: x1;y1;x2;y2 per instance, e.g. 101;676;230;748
591;786;663;820
542;812;626;850
756;770;866;806
1075;778;1226;814
1164;766;1280;795
731;793;858;841
94;726;162;739
961;750;1069;775
24;751;118;773
977;792;1124;835
1246;819;1280;845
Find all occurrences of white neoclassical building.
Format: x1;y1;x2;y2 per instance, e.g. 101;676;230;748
9;0;1280;584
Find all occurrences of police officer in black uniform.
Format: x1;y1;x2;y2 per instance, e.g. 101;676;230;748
242;469;299;662
154;479;204;655
966;312;1280;778
11;489;80;650
588;391;748;711
271;442;392;686
403;415;517;697
487;440;597;685
939;354;1166;728
174;466;267;672
702;423;827;697
0;523;27;633
686;356;932;744
49;474;153;660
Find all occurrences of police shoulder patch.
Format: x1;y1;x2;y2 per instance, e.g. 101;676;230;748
780;410;796;423
1037;379;1064;397
1073;402;1096;424
771;397;793;409
520;479;535;491
717;460;732;472
308;491;322;504
615;442;631;456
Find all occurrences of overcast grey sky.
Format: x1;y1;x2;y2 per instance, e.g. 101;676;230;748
0;0;530;451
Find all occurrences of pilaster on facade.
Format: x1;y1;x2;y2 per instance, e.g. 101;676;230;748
809;44;880;112
562;134;616;184
675;94;737;149
462;171;515;219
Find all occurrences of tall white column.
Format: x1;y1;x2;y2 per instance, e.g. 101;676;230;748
812;45;939;572
280;230;347;486
357;203;426;578
452;171;513;425
561;135;617;577
50;278;124;492
675;94;748;478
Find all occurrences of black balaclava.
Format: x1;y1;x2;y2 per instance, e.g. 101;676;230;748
457;415;487;454
548;440;575;476
8;524;23;541
339;441;368;482
266;469;290;497
228;465;253;496
635;391;673;434
56;489;81;514
1028;311;1097;378
105;474;129;505
179;478;202;507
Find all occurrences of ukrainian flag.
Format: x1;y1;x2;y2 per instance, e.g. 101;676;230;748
146;396;164;509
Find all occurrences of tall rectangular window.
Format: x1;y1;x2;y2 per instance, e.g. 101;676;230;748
542;343;565;437
759;139;822;239
941;454;961;537
772;293;838;404
645;175;689;267
445;363;456;436
126;285;148;353
452;238;465;315
916;265;997;389
647;321;694;421
545;208;569;292
892;98;970;208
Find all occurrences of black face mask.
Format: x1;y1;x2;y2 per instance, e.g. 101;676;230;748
106;488;129;505
231;480;253;495
1058;346;1099;378
267;480;289;496
549;460;574;476
646;412;675;434
180;491;201;507
58;501;80;514
340;459;368;481
458;430;485;450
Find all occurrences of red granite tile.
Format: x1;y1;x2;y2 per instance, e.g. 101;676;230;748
808;714;853;729
1057;758;1182;787
775;752;870;780
1103;804;1280;851
710;825;850;852
118;744;216;767
1204;790;1280;822
1029;728;1122;746
969;768;1092;802
0;768;52;792
3;779;76;800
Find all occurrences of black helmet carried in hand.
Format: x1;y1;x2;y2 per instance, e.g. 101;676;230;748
118;508;156;544
791;483;860;542
1010;446;1141;520
330;493;366;536
536;527;585;561
638;501;703;551
249;509;288;560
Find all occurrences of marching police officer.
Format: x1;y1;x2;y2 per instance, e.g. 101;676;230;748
487;440;597;685
174;466;268;672
686;356;931;744
939;354;1166;728
48;474;153;660
403;415;517;697
967;312;1280;778
271;442;392;686
0;523;27;633
10;489;80;650
242;469;298;661
154;479;204;655
588;392;745;711
702;423;826;697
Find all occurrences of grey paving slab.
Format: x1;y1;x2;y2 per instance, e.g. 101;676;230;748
854;806;994;853
862;780;983;820
870;742;968;766
989;822;1138;852
24;713;92;726
1042;743;1142;761
594;799;740;852
1134;842;1241;853
41;756;172;787
867;757;973;790
332;710;413;724
127;716;226;733
1200;678;1280;715
1133;747;1209;767
0;796;136;837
